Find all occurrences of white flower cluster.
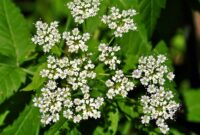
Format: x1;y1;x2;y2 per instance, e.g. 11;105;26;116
63;28;90;53
132;55;175;86
40;55;96;93
32;21;61;52
98;43;121;70
33;87;71;124
132;55;179;134
67;0;100;24
63;97;104;123
32;2;179;133
34;54;105;124
102;7;137;37
106;70;134;99
141;86;179;134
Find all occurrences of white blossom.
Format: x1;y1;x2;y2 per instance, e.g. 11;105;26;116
98;43;121;70
106;70;135;99
140;87;179;134
101;7;137;37
63;28;90;53
32;21;61;52
141;115;150;124
33;87;71;125
67;0;100;24
33;53;105;124
132;55;175;86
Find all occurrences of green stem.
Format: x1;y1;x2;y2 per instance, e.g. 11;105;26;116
108;36;115;45
83;21;87;32
126;75;132;78
98;73;110;76
22;68;34;76
97;78;106;83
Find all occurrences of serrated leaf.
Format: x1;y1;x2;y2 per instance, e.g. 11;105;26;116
139;0;166;37
0;64;26;104
0;0;35;103
153;41;168;54
0;0;34;66
183;89;200;122
1;105;40;135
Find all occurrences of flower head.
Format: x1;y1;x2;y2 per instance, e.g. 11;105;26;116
102;7;137;37
32;21;61;52
140;87;179;134
63;28;90;53
98;43;121;70
106;70;135;99
132;55;175;86
67;0;101;24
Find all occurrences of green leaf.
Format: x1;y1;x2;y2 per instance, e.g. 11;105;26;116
117;99;139;119
0;64;26;104
118;25;151;72
139;0;166;37
68;127;81;135
0;111;9;126
44;117;66;135
118;121;131;135
153;41;168;54
183;89;200;122
107;108;119;135
23;63;46;91
0;0;34;66
1;105;40;135
93;107;119;135
85;0;109;33
0;0;36;103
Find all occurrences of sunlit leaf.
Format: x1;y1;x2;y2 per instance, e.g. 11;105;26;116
1;105;40;135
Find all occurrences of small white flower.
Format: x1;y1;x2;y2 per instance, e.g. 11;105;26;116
160;124;169;134
167;72;175;81
105;80;114;87
156;118;165;127
132;69;142;78
40;69;49;78
141;115;150;124
47;80;57;90
73;115;82;123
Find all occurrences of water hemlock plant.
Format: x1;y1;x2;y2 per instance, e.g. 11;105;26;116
31;0;179;134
